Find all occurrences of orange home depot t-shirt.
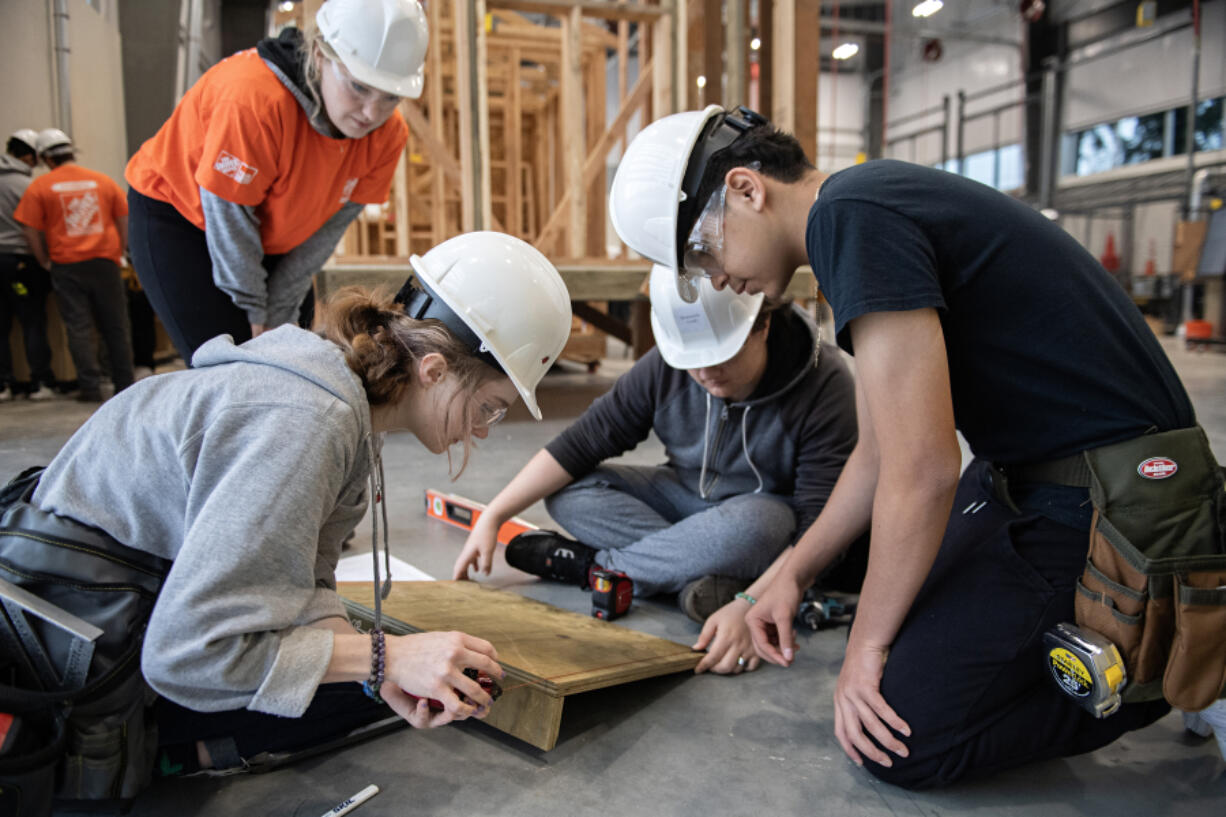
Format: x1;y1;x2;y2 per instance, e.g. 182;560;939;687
125;47;407;254
14;164;128;266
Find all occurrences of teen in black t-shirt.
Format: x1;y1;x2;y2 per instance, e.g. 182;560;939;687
609;112;1191;789
807;159;1192;464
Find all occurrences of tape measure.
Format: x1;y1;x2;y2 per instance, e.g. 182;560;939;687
590;568;633;621
1041;623;1127;718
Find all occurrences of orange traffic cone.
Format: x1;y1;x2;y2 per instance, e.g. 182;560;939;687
1100;233;1121;273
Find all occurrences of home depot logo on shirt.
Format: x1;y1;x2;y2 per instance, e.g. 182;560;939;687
339;177;359;204
51;179;103;237
214;150;259;185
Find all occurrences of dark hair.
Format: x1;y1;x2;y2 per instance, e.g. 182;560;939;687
319;286;502;477
6;138;35;162
751;298;791;333
687;124;814;239
42;149;75;168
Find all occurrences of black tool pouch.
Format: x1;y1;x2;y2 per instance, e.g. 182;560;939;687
0;468;169;813
1075;427;1226;709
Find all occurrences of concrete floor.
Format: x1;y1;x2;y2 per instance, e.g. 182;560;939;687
3;338;1225;816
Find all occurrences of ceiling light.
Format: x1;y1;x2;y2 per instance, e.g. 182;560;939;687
696;75;707;88
912;0;944;18
278;1;295;12
750;37;761;51
832;42;859;60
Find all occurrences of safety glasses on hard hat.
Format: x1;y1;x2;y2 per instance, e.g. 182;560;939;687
679;185;727;303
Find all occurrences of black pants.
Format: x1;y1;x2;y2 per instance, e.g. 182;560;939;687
154;683;391;770
126;189;286;364
0;253;55;388
866;459;1170;789
50;258;134;393
126;287;157;369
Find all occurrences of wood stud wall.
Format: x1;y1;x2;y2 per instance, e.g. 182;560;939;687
333;0;678;265
323;0;823;269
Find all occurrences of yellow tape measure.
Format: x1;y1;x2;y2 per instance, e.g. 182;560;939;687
1042;623;1127;718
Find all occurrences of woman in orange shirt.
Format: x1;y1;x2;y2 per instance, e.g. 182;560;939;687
125;0;425;362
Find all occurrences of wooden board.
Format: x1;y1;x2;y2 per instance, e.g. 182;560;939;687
338;580;700;750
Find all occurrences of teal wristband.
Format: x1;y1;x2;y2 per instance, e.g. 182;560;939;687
735;591;757;606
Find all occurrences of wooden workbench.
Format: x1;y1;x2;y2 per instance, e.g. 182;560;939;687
338;580;701;750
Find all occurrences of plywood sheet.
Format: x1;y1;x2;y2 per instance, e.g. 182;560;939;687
338;581;700;697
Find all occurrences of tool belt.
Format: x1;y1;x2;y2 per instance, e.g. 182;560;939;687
1058;427;1226;710
0;467;169;814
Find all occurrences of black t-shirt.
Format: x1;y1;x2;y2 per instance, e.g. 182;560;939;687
806;159;1194;465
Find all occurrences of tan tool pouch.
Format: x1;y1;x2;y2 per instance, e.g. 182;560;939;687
1075;426;1226;710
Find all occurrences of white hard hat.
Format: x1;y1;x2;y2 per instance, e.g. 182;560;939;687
609;106;722;270
35;128;73;156
316;0;428;99
402;232;572;420
610;106;770;302
8;129;38;153
648;264;763;369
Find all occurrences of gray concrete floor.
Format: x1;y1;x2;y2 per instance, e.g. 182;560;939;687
3;338;1225;816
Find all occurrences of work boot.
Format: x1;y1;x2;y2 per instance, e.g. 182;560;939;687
505;530;596;587
678;575;751;623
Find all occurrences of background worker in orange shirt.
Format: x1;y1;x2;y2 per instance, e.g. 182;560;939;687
14;129;133;402
125;0;423;362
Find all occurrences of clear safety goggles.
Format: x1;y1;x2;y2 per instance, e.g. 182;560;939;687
678;185;727;303
473;398;508;429
329;58;401;111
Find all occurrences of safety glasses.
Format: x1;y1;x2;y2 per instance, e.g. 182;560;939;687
329;59;401;111
679;185;727;303
473;398;508;429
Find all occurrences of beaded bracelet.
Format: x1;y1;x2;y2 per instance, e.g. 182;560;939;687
362;627;386;703
735;591;757;606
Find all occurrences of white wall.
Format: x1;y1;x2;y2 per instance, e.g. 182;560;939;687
0;0;128;186
883;0;1027;168
71;0;129;184
1132;201;1179;276
816;72;866;172
0;2;59;149
1064;3;1226;131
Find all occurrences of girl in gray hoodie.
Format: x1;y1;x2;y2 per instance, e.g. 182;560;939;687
15;231;572;779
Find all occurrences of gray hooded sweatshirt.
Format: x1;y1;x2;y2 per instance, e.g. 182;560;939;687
0;154;33;254
33;326;374;717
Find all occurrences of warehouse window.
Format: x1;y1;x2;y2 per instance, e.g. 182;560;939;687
936;143;1024;192
1173;97;1225;154
1070;96;1225;177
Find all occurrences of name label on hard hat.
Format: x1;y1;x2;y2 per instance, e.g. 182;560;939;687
1137;457;1178;480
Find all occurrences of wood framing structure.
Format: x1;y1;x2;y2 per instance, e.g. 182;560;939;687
339;580;701;751
331;0;679;264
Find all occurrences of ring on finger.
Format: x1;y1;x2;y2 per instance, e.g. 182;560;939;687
736;656;746;667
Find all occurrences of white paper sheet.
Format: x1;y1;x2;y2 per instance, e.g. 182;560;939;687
334;553;435;583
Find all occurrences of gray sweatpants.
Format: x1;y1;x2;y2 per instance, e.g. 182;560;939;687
50;258;134;393
544;464;796;596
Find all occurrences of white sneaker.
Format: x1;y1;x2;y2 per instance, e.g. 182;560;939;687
0;385;12;403
27;384;55;401
1184;699;1226;759
133;366;154;380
